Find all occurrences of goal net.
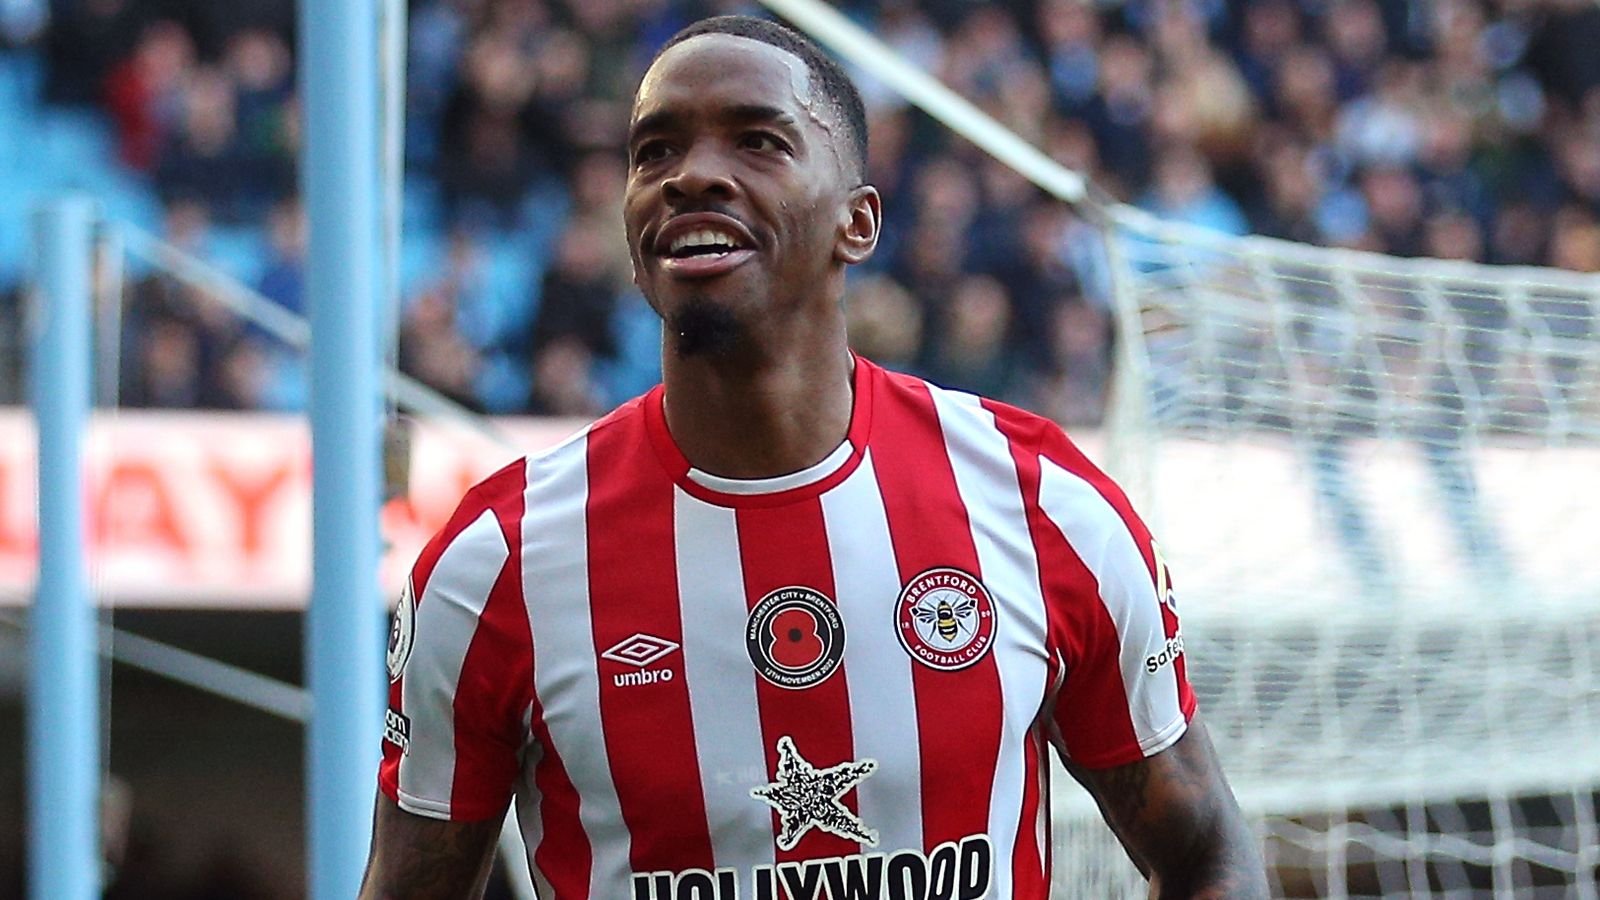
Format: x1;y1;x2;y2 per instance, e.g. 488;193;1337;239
756;0;1600;896
1091;207;1600;898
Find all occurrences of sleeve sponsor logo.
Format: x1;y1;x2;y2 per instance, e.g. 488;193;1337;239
382;708;411;753
1145;634;1184;674
630;834;993;900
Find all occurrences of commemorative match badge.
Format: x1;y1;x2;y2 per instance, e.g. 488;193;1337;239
895;568;997;671
746;586;846;689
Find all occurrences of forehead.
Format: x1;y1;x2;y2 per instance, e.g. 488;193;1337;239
632;34;815;126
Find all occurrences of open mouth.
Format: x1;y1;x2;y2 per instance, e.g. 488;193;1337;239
665;227;752;259
656;220;757;278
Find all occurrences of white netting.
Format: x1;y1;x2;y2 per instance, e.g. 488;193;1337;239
1076;206;1600;898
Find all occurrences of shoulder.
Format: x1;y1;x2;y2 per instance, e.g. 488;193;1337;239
521;391;651;474
869;359;1096;475
436;398;654;549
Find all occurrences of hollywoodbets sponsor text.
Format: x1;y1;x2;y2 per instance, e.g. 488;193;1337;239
631;834;992;900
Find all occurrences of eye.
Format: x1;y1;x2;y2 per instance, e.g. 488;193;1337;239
632;140;673;166
738;131;790;154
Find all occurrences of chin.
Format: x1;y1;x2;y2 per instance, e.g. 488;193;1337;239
667;293;746;358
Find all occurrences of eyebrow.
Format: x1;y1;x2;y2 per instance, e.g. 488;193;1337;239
629;104;799;146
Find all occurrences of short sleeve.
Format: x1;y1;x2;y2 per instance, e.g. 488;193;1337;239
1032;429;1197;770
378;473;534;821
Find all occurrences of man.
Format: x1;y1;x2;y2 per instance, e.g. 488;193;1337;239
362;16;1266;899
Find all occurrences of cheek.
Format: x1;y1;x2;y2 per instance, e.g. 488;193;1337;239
785;195;839;252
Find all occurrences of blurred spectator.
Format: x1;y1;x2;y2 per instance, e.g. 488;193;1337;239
399;277;485;413
1234;0;1300;107
1490;200;1547;266
1323;0;1389;100
224;28;296;209
921;274;1016;400
845;274;923;373
1359;165;1426;256
1139;144;1248;235
1081;34;1155;189
1272;43;1339;146
103;20;193;171
1036;0;1101;112
1250;137;1322;243
1335;62;1423;168
1536;206;1600;418
257;197;304;320
252;196;308;410
526;212;627;370
398;225;518;411
1033;297;1112;427
439;29;546;227
43;0;148;106
123;316;205;408
156;67;249;214
6;0;1599;432
119;198;247;409
1550;206;1600;273
528;335;606;417
1526;0;1600;109
993;201;1085;375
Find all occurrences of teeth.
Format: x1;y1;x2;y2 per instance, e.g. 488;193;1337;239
669;228;740;253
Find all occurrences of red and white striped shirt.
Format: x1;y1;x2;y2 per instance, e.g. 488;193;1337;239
379;357;1196;899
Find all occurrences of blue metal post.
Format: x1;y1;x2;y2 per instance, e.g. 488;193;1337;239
299;0;385;895
28;197;100;900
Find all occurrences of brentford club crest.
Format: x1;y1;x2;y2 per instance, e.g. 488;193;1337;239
745;586;846;690
895;568;997;671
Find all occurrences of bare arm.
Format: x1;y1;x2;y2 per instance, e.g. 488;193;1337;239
1065;714;1268;899
357;792;503;900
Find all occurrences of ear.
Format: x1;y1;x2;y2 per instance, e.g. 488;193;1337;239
833;185;882;266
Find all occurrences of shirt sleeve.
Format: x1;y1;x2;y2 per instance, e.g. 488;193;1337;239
1032;428;1197;770
378;476;534;821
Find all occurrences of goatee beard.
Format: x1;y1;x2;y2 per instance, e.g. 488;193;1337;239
669;298;743;358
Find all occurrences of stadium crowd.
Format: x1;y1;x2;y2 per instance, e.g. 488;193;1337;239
1;0;1598;426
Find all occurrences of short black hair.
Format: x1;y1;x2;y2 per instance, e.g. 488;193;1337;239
654;15;869;184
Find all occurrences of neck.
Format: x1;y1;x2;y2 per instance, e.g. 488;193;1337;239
660;329;855;480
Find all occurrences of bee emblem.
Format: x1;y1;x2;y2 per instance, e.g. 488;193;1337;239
913;596;977;645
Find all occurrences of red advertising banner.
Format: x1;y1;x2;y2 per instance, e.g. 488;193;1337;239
3;408;1591;614
0;409;586;607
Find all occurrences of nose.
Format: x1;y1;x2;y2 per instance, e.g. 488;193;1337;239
661;140;738;206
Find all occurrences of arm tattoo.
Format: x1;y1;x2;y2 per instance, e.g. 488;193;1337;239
1072;716;1269;899
359;793;503;900
1094;755;1152;825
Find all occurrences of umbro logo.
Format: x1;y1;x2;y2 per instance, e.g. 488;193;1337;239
602;633;680;688
602;633;680;667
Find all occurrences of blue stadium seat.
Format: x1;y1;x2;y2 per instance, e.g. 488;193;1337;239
206;225;268;285
37;109;117;172
399;228;447;300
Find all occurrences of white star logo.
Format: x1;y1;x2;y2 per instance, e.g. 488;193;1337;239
750;736;879;851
